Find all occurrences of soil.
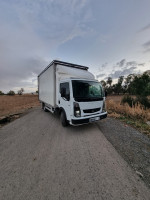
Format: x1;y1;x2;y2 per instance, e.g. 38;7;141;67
0;94;40;117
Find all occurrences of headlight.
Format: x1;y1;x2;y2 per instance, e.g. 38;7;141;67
74;102;81;117
102;101;106;112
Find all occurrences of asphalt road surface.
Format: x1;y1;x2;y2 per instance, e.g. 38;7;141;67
0;108;150;200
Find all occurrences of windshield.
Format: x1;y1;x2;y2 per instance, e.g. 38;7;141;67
72;80;104;102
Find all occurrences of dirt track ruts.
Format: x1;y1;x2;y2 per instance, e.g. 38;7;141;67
0;108;150;200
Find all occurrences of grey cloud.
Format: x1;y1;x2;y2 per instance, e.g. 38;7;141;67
105;59;143;80
112;59;126;72
142;40;150;53
126;61;137;67
0;0;92;92
143;41;150;48
108;67;137;79
0;56;48;93
96;73;106;79
98;59;139;80
144;48;150;53
98;63;107;72
101;63;108;69
116;59;126;68
139;23;150;32
138;63;145;66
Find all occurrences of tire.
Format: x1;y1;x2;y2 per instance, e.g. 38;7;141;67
44;106;48;112
42;103;44;110
60;111;68;127
42;103;48;112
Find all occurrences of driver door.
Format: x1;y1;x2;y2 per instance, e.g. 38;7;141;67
59;82;71;120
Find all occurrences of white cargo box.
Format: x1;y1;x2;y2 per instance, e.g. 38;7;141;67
38;60;95;107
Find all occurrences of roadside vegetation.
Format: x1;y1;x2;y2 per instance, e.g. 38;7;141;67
101;72;150;136
101;71;150;136
106;97;150;136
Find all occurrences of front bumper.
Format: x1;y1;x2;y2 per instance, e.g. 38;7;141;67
71;112;107;125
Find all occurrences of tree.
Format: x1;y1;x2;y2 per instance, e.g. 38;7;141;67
124;74;135;94
107;77;112;87
7;90;15;95
118;76;124;85
113;76;124;95
0;91;4;95
18;88;24;95
130;73;150;96
100;80;106;88
126;73;150;108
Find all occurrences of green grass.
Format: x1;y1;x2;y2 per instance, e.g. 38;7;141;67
118;116;150;137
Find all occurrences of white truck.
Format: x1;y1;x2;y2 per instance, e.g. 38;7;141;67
38;60;107;126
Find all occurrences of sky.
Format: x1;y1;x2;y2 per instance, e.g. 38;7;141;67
0;0;150;93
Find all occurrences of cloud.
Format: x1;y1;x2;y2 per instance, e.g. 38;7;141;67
0;56;49;93
139;23;150;32
0;0;92;92
142;40;150;53
98;63;108;71
96;59;145;81
96;74;106;79
116;59;126;68
126;61;137;67
108;67;137;79
144;48;150;53
138;63;145;66
143;40;150;48
109;59;144;79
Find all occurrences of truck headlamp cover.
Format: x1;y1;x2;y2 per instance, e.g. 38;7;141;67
74;102;81;117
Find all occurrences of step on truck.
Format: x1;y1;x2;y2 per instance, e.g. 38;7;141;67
38;60;107;126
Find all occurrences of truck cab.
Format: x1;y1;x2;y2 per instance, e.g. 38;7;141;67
59;78;107;126
38;60;107;127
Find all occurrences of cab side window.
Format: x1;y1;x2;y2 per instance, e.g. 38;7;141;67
60;82;70;101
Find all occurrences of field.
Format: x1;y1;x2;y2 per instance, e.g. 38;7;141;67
106;95;150;121
0;94;149;135
0;94;40;117
106;95;150;136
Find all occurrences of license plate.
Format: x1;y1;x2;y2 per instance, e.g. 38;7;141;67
89;117;100;122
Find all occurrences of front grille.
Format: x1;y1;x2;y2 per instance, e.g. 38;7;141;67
83;107;101;113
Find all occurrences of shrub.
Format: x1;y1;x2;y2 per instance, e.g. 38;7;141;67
107;99;150;121
121;95;135;107
0;91;4;95
136;96;150;109
7;90;15;95
18;88;24;95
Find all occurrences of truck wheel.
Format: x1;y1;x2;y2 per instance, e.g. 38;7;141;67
60;111;68;127
44;106;48;112
42;103;44;110
42;103;48;112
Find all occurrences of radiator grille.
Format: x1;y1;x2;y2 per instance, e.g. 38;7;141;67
83;108;100;113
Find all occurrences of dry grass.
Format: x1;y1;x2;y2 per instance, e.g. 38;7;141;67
106;96;150;121
106;95;150;136
0;94;40;117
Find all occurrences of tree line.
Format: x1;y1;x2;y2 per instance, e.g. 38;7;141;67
0;88;24;95
101;71;150;108
0;89;39;95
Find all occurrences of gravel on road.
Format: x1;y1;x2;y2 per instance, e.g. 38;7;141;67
97;117;150;188
0;108;150;200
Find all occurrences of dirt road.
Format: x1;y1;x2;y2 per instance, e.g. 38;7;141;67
0;108;150;200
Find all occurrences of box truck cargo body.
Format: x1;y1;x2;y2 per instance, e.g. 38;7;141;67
38;60;107;126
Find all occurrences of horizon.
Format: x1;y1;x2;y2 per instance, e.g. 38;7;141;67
0;0;150;93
